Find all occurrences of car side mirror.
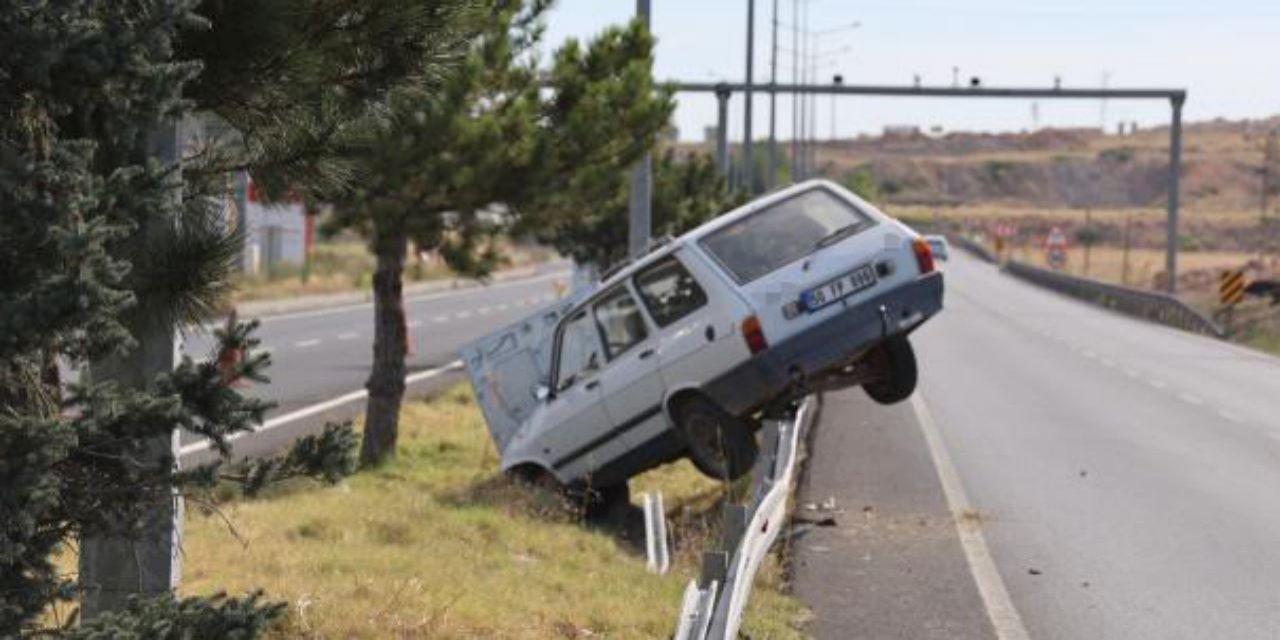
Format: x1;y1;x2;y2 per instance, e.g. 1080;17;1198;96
533;383;550;402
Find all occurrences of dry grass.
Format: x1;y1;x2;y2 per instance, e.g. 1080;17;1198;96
180;385;811;638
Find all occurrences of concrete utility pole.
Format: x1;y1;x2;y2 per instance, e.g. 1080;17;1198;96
1165;93;1184;294
81;120;185;619
743;0;756;194
628;0;653;260
767;0;779;190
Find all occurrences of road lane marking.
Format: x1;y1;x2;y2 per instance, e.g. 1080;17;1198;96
1082;349;1097;359
295;339;321;348
456;311;472;319
1217;409;1244;424
910;394;1031;640
1147;379;1167;389
1099;358;1116;368
226;270;569;325
433;315;448;323
178;360;464;458
1122;368;1139;378
338;332;359;340
497;303;509;311
478;307;491;315
1178;392;1203;406
407;319;422;328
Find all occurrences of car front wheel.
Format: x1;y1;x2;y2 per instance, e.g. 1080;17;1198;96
863;335;918;405
675;396;759;481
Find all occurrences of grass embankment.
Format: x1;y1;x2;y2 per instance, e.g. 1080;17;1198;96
233;240;558;303
182;385;810;638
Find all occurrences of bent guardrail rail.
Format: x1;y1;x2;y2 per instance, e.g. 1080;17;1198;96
674;395;818;639
1003;260;1226;337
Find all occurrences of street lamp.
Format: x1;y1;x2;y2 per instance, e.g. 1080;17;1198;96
831;74;843;141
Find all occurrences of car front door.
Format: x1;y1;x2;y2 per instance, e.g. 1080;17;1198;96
591;283;667;458
542;308;618;480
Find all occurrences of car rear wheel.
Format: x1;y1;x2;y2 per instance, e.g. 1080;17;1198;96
863;335;918;405
675;396;758;481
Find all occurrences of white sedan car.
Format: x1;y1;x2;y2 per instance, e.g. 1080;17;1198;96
462;180;944;499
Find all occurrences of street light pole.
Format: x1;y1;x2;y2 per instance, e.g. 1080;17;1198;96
767;0;779;189
743;0;756;194
831;74;843;140
628;0;652;260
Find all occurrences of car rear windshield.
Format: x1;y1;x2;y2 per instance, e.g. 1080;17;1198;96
699;187;874;283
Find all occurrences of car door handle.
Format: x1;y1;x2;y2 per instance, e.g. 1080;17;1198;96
705;325;716;342
584;380;600;391
638;348;655;360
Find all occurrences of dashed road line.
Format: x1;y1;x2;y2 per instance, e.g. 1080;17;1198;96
478;307;491;315
433;315;449;323
497;303;509;311
1122;368;1140;378
1100;358;1116;368
1217;409;1244;424
457;311;472;319
407;319;422;328
910;394;1031;640
295;339;321;348
1178;392;1204;406
1147;379;1167;389
338;332;359;340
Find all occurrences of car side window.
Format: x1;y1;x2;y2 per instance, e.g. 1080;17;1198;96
635;256;709;327
555;310;602;392
592;285;648;360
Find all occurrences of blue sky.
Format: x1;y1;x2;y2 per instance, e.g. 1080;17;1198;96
540;0;1280;142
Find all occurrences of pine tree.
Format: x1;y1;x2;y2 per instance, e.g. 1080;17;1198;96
2;1;479;634
329;9;674;466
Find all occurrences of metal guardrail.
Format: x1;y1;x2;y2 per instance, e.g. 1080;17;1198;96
1003;260;1226;337
949;235;998;264
674;395;818;639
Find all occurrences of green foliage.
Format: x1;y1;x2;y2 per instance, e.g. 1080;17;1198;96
844;165;881;201
527;149;739;268
67;591;284;639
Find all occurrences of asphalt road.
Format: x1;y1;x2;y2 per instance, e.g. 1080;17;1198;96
178;266;568;459
794;251;1280;639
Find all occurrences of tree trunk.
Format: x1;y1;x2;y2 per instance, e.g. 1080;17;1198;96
361;227;408;466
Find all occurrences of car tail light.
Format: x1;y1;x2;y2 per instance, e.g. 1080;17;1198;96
912;238;935;274
742;315;768;354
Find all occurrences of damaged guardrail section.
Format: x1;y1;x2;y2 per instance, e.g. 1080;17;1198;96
1004;260;1225;337
674;395;818;640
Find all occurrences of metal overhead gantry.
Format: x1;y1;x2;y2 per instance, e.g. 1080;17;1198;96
690;81;1187;293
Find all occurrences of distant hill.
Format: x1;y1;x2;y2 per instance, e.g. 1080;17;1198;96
682;116;1280;212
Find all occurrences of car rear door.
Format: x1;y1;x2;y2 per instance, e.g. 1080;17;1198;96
589;282;667;452
629;252;751;441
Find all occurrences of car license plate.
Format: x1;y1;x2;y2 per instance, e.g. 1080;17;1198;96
800;264;877;311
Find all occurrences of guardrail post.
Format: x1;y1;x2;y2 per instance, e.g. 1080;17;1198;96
1165;93;1184;294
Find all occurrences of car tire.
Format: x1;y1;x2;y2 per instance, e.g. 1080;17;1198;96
863;335;918;405
675;396;759;481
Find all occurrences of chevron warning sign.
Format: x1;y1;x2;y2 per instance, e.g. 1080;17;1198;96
1219;269;1246;306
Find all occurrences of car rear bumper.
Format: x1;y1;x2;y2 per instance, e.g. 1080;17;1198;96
704;271;944;415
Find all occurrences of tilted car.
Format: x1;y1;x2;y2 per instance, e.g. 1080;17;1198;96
461;180;944;496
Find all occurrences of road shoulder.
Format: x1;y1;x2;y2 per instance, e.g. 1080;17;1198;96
790;388;994;639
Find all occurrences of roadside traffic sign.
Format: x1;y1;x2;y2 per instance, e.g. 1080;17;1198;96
1219;269;1246;306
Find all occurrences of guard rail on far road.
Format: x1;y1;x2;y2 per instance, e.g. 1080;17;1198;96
1003;259;1226;337
674;395;818;640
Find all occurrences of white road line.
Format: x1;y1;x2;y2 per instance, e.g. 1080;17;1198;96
1100;358;1116;368
178;361;464;458
478;307;491;315
337;332;359;340
497;303;509;311
1082;349;1097;359
1147;379;1167;389
295;339;321;348
1122;368;1140;378
457;311;472;319
1217;409;1244;424
910;394;1031;640
407;319;422;328
1178;392;1204;406
433;315;448;323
